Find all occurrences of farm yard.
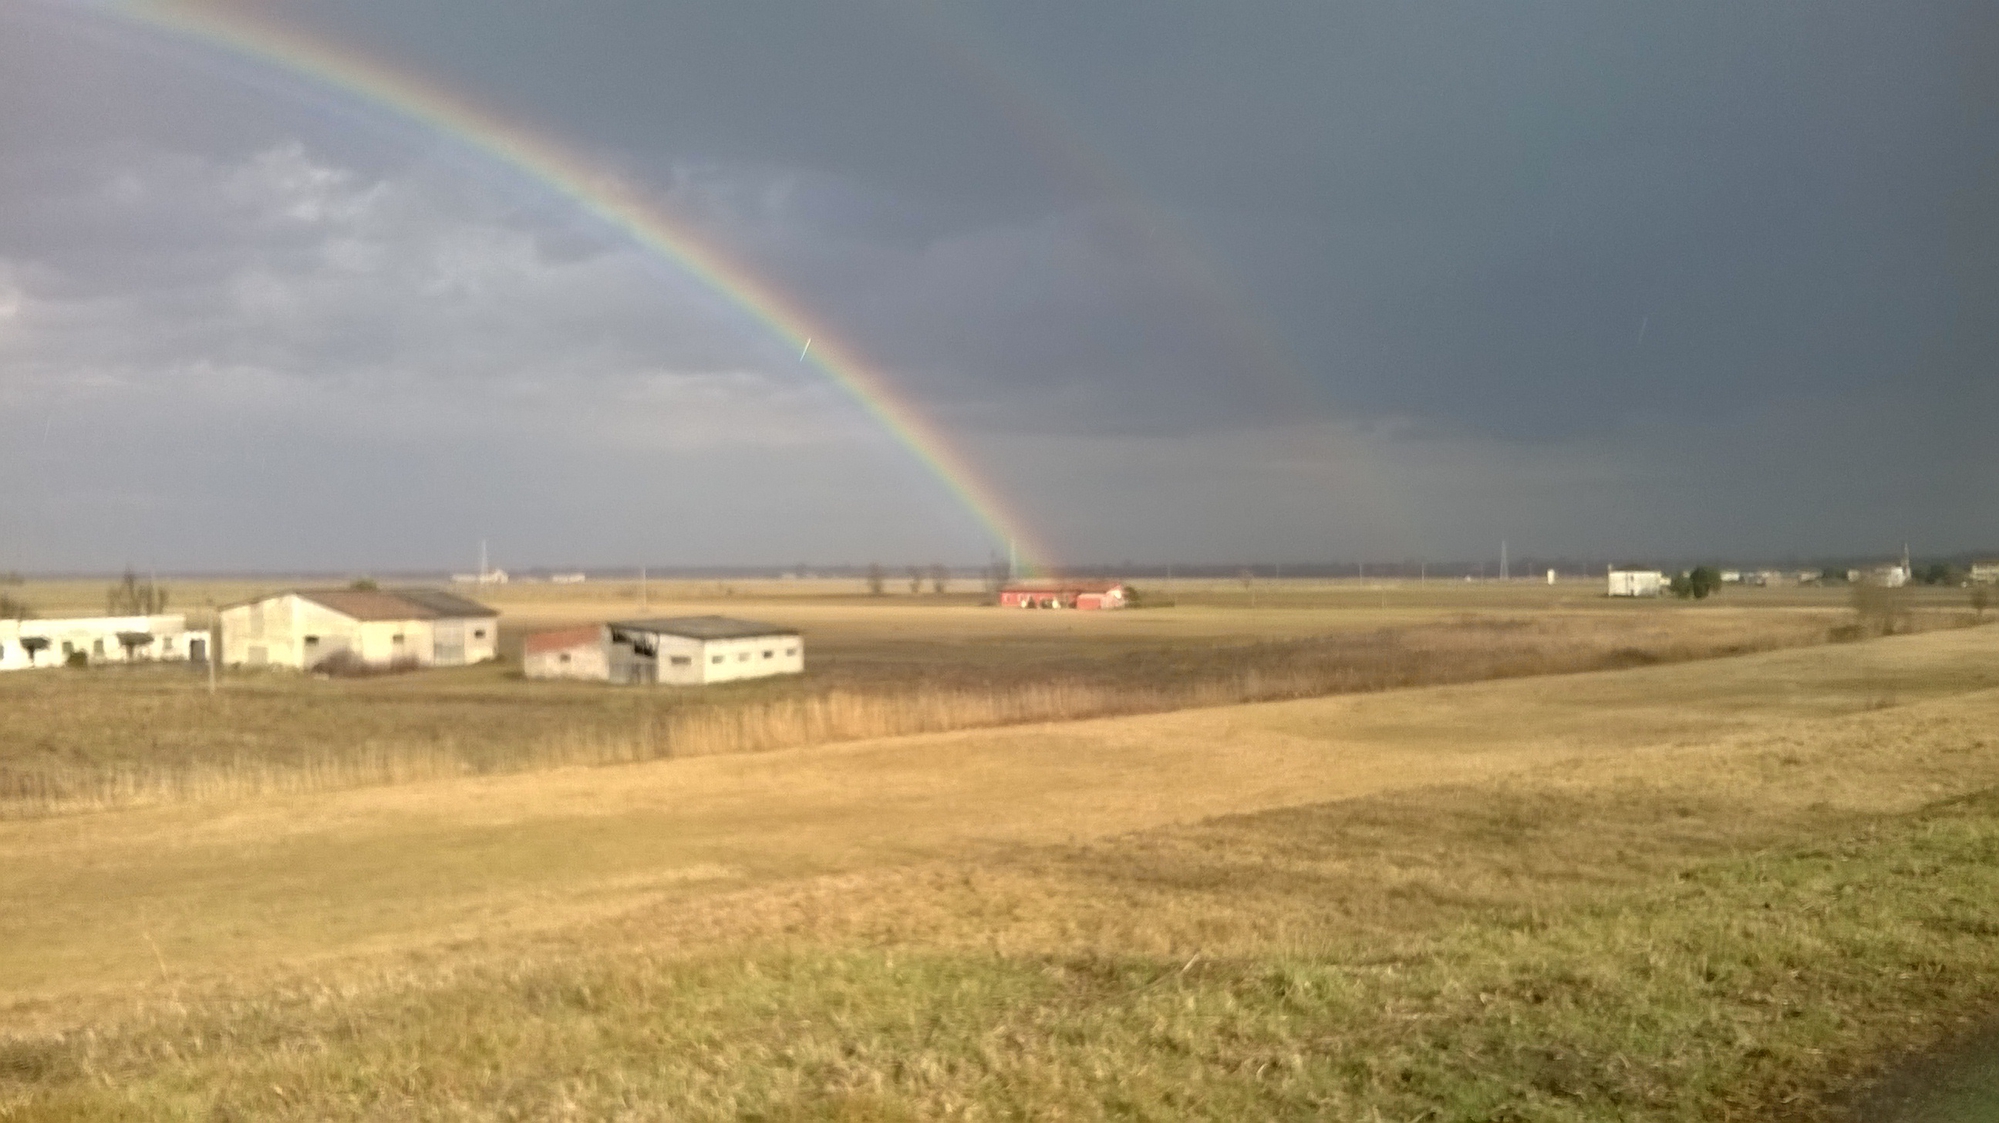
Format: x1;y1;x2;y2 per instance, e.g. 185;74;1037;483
3;579;1998;1120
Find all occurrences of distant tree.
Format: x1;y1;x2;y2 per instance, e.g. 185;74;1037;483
106;568;168;616
906;565;923;595
1690;566;1722;599
116;631;155;661
929;563;949;594
349;577;379;591
19;636;48;666
1671;566;1722;600
1917;562;1962;586
0;594;31;620
866;563;886;597
1821;566;1848;584
0;571;22;585
1973;587;1990;622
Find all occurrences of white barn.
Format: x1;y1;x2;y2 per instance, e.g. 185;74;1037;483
1607;567;1666;597
218;588;497;670
523;616;803;685
0;614;203;671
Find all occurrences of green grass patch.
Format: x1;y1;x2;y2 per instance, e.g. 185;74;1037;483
10;789;1999;1121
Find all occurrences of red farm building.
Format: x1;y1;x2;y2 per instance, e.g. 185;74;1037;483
997;580;1129;610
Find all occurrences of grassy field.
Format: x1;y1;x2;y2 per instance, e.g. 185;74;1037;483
4;621;1999;1119
2;578;1983;816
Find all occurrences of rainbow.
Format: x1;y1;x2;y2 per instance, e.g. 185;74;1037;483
95;0;1048;572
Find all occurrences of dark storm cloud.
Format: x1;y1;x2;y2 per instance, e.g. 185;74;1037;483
248;0;1999;437
1;0;1994;568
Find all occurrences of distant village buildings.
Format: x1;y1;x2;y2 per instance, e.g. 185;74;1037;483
1972;561;1999;585
0;614;201;671
218;588;497;670
1606;567;1665;597
998;580;1129;610
524;616;802;685
450;568;508;586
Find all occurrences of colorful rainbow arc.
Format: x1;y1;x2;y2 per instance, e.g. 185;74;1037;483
103;0;1048;573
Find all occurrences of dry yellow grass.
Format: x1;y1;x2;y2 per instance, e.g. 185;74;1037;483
3;626;1999;1118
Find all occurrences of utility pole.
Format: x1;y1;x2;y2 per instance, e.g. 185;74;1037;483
1500;540;1509;582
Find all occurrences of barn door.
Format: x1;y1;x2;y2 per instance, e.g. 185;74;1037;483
433;622;466;666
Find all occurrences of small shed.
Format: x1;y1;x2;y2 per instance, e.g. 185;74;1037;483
522;625;610;681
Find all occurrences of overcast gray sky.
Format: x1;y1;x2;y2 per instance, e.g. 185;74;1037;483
2;1;1994;571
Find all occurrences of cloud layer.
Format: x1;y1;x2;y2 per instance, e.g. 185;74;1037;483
1;2;1994;570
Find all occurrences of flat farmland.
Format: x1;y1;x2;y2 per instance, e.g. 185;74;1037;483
4;622;1999;1119
0;579;1984;816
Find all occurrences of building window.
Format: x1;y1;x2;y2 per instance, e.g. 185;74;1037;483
304;635;320;648
473;629;486;639
786;647;797;656
392;634;405;646
92;638;105;657
558;652;571;664
762;650;774;659
711;655;723;664
738;652;750;662
670;655;690;666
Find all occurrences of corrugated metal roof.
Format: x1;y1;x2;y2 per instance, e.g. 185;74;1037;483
294;589;440;621
523;625;604;654
390;588;501;618
220;587;498;622
608;615;798;640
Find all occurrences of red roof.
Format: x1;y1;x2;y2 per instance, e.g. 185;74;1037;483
1001;580;1126;594
523;625;604;654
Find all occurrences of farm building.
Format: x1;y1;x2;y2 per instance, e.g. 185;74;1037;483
0;614;202;671
522;625;611;681
1972;561;1999;585
522;616;803;685
1606;567;1665;597
1849;564;1910;588
998;580;1129;610
218;588;497;670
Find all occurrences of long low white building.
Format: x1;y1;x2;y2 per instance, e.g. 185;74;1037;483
1607;567;1666;597
218;588;497;670
524;615;802;685
0;614;203;671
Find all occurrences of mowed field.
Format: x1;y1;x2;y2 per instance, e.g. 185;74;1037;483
5;605;1999;1119
3;577;1980;815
